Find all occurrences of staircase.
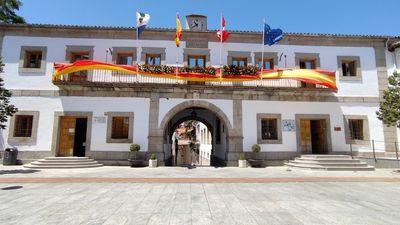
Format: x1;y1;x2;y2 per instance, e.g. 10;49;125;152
285;155;374;171
24;157;103;169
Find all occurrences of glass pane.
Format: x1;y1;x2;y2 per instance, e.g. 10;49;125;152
154;56;161;65
197;58;205;67
189;58;196;67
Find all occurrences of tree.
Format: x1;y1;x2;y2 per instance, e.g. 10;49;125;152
0;0;25;24
377;72;400;128
0;56;17;129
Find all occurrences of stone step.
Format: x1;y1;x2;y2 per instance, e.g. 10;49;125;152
24;157;103;169
294;158;362;163
285;162;375;171
300;155;351;159
24;164;103;169
45;157;90;160
289;160;368;167
31;161;99;166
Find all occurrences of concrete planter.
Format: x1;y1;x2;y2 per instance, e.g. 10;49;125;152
148;159;157;168
238;160;247;168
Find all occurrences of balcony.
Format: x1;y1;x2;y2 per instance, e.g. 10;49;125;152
52;60;336;91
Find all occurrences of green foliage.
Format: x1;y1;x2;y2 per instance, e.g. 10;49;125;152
222;65;258;76
139;65;175;74
0;0;26;24
179;66;216;75
129;143;141;152
377;72;400;128
0;56;18;129
251;144;261;153
150;153;157;160
239;153;246;160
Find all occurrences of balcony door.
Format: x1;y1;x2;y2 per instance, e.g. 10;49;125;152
70;52;89;82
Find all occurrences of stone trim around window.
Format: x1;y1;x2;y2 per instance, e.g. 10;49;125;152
337;56;362;81
105;112;134;143
140;47;166;65
111;47;137;64
254;52;279;68
18;46;47;73
227;51;252;66
257;113;282;144
294;53;320;69
183;48;211;67
8;111;39;145
65;45;94;62
343;115;370;145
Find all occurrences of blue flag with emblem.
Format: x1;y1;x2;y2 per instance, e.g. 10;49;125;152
263;23;283;46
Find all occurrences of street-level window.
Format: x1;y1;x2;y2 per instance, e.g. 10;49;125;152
261;118;278;140
111;117;129;139
14;115;33;137
24;51;42;68
145;54;161;65
188;55;206;67
349;119;364;140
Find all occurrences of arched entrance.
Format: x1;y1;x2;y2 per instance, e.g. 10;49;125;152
159;101;233;167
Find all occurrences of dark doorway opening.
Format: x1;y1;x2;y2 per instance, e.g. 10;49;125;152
310;119;327;154
73;118;87;157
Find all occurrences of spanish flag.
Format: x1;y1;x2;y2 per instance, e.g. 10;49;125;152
175;14;182;47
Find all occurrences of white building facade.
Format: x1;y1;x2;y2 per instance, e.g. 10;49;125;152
1;15;399;166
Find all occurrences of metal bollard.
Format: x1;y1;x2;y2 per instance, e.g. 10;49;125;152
372;140;377;162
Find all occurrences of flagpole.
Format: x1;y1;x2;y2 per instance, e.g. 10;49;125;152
136;11;140;83
260;18;265;84
175;12;179;82
219;14;223;83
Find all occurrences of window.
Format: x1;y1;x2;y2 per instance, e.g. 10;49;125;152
14;115;33;137
300;59;316;88
105;112;134;143
8;111;39;145
348;119;364;140
232;57;247;66
188;55;206;67
117;53;134;65
261;118;278;140
258;58;274;69
342;61;356;77
145;54;161;65
257;114;282;144
24;51;42;68
337;56;361;81
70;52;89;81
19;46;47;73
111;117;129;139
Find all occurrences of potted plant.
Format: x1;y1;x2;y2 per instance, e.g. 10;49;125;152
149;153;157;168
128;143;142;167
238;153;247;168
247;144;264;167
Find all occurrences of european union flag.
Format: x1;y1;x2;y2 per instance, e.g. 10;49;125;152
263;23;283;46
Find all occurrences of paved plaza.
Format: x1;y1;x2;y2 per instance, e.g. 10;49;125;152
0;166;400;225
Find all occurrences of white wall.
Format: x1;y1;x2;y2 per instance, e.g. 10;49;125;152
242;100;385;153
3;96;149;152
2;35;381;99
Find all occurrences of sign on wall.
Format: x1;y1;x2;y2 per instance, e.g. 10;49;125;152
94;116;106;123
282;120;296;132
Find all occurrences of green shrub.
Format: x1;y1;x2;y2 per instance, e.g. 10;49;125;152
150;153;157;160
251;144;261;153
130;144;141;152
239;153;246;160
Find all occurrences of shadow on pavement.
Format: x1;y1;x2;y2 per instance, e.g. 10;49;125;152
0;169;40;175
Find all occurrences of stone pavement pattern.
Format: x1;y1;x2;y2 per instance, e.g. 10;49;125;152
0;166;400;225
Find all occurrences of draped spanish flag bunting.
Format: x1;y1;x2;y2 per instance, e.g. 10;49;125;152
53;60;337;90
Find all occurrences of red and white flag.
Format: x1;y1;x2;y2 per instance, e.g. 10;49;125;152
217;16;230;42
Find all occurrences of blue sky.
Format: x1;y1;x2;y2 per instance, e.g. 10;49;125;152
19;0;398;36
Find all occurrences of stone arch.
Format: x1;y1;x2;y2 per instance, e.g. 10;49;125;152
159;100;233;135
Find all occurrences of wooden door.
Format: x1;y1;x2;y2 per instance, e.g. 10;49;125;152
300;119;312;153
58;117;76;156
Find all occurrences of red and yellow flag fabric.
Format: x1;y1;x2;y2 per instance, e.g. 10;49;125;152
53;60;337;90
175;14;182;47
